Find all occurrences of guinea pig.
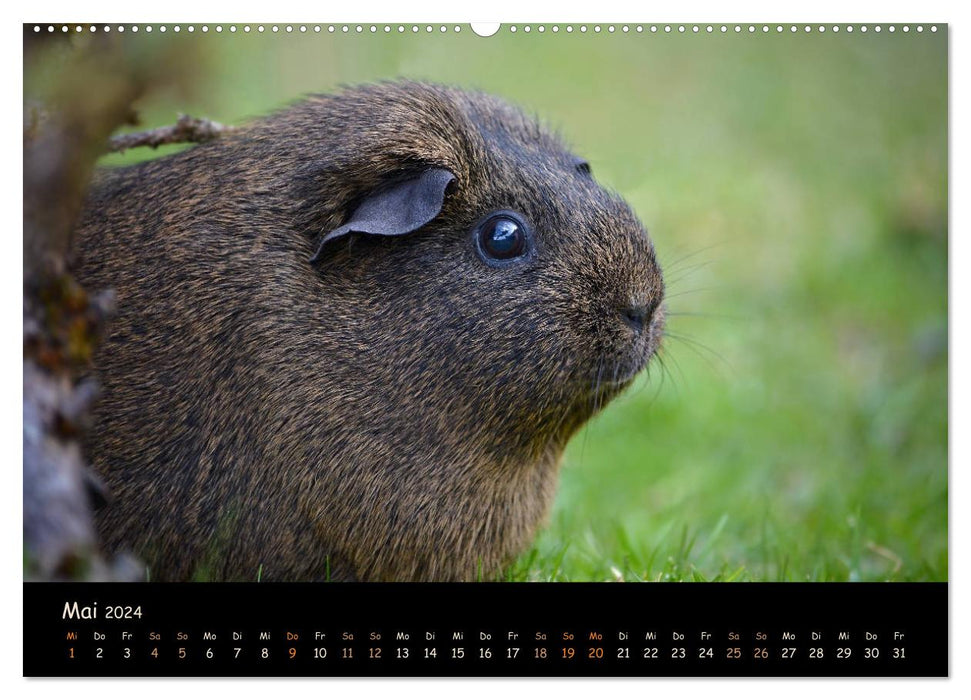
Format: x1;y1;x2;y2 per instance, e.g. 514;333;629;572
72;81;665;582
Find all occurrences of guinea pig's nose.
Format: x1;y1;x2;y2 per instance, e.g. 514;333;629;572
619;304;652;334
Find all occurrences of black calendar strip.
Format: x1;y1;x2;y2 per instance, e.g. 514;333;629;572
23;582;947;677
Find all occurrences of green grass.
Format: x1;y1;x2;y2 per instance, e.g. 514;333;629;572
29;27;947;582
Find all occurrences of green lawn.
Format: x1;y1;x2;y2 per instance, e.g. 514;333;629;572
39;26;947;582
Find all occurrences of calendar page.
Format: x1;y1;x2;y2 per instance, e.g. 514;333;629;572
22;20;948;678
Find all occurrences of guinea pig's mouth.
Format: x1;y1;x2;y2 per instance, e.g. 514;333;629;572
585;341;660;399
585;359;644;397
575;305;664;407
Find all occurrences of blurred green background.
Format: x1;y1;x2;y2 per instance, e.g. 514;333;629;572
38;25;948;581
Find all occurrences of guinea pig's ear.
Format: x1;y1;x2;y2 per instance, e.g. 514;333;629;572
309;168;455;263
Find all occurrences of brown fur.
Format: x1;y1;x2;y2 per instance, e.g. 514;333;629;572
71;82;665;581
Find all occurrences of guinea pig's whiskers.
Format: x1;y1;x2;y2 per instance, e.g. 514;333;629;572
658;237;734;393
655;347;684;395
663;287;719;301
663;260;716;289
592;358;606;415
665;310;743;321
659;241;726;275
659;243;726;313
663;331;731;378
650;356;671;403
576;355;607;465
634;355;667;404
609;360;623;401
624;354;669;413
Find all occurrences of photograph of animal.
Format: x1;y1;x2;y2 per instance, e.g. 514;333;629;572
72;82;665;581
24;25;946;584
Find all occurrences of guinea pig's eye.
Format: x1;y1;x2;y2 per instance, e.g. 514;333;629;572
476;213;529;262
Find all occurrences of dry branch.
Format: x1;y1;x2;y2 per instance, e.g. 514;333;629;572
108;114;232;153
24;34;199;580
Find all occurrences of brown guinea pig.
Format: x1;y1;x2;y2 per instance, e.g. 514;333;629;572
72;81;665;582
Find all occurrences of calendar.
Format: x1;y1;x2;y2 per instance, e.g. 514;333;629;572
23;20;949;681
23;583;946;676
